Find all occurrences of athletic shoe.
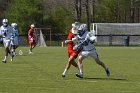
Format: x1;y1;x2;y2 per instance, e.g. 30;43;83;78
11;57;13;62
62;74;65;77
2;60;6;63
106;68;110;76
29;49;33;54
29;51;33;54
11;52;15;62
75;73;83;78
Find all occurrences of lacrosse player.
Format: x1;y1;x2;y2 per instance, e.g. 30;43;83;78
74;23;110;78
62;22;80;77
11;23;19;55
28;24;36;54
0;19;15;63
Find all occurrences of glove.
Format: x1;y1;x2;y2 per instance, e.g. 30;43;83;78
73;44;83;51
73;45;78;50
30;37;33;42
72;37;78;43
65;40;68;44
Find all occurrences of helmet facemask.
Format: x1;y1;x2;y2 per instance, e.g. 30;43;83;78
2;19;8;27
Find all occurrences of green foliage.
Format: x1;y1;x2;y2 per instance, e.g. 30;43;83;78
3;0;140;34
4;0;42;34
95;0;118;22
43;7;74;34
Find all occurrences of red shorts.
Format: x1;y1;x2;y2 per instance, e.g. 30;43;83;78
68;49;79;58
28;39;36;46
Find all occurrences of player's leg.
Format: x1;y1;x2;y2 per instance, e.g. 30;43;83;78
76;55;85;78
29;40;36;54
95;58;110;76
2;40;11;63
9;42;15;62
62;56;75;77
90;49;110;76
62;51;79;77
32;40;36;49
13;38;19;55
70;51;79;68
29;41;33;54
12;45;18;55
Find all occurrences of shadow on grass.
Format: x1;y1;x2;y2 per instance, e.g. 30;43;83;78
83;77;128;81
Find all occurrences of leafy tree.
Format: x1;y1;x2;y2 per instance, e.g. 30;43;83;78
4;0;42;34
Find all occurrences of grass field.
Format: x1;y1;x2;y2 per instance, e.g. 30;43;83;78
0;46;140;93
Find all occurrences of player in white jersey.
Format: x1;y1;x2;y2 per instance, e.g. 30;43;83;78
11;23;19;55
0;19;14;63
73;24;110;78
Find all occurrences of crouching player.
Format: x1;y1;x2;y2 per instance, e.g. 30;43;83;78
10;23;19;55
73;24;110;78
62;22;80;77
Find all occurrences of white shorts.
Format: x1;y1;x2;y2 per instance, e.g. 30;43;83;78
3;38;11;48
11;37;19;46
79;48;98;59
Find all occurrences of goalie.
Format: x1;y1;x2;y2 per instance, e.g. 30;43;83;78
73;23;110;78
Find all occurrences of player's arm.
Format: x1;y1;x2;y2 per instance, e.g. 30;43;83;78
64;39;72;44
0;34;3;38
28;30;33;40
86;32;96;44
73;39;87;51
0;28;3;38
65;35;78;44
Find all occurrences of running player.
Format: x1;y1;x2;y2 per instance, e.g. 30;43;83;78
74;23;110;78
0;19;14;63
62;22;80;77
11;23;19;55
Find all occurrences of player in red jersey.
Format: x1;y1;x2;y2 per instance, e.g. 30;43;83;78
62;22;80;77
28;24;36;54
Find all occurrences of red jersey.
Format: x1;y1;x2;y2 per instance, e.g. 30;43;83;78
28;28;36;45
28;28;34;39
67;28;74;51
67;28;79;58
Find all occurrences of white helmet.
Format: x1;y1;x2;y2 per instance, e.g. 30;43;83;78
30;24;35;28
11;23;17;28
2;19;8;26
72;22;80;28
72;27;78;35
78;24;87;31
78;24;87;35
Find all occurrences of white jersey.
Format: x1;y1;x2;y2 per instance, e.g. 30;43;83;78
0;25;14;47
0;25;13;40
79;31;95;51
11;28;19;45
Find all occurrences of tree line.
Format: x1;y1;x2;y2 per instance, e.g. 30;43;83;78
0;0;140;34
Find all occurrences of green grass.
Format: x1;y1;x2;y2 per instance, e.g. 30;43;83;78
0;46;140;93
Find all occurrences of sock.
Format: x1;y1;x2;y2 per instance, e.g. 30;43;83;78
4;56;7;61
62;69;67;75
79;69;83;75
